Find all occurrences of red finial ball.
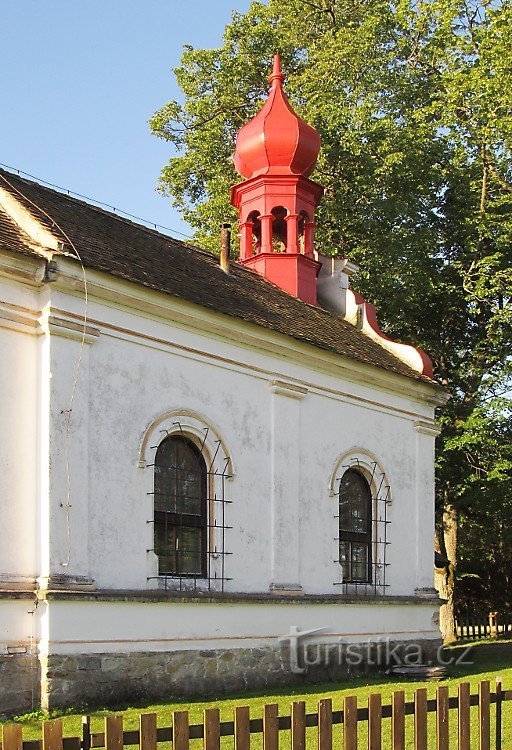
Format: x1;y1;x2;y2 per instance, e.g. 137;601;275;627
234;54;320;180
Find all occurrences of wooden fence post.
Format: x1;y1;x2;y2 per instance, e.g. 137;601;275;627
436;686;449;750
291;701;306;750
368;694;381;750
43;720;63;750
234;706;250;750
263;704;279;750
479;680;490;750
2;724;23;750
140;714;157;750
414;688;427;750
391;691;405;750
458;682;470;750
318;698;333;750
82;716;91;750
173;711;190;750
343;696;358;750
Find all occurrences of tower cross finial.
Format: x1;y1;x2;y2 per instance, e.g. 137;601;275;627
269;54;285;86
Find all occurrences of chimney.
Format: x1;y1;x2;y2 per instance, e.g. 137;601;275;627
220;223;231;273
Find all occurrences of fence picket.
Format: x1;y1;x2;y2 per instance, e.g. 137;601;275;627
496;678;503;750
5;677;509;750
368;694;381;750
263;704;279;750
140;714;157;750
234;706;250;750
105;717;123;750
458;683;470;750
436;686;449;750
204;709;220;750
391;691;405;750
291;701;306;750
173;711;189;750
43;721;63;750
343;696;358;750
479;681;490;750
318;698;332;750
414;689;427;750
2;724;23;750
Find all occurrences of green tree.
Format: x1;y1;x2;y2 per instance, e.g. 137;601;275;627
151;0;512;639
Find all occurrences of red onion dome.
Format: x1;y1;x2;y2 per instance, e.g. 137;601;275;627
234;55;320;180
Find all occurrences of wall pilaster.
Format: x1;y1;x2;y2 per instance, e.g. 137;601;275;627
268;380;308;595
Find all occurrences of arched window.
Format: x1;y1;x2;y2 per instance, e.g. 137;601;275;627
154;435;207;577
338;469;372;583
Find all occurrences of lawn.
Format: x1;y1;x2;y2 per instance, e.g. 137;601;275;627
5;641;512;750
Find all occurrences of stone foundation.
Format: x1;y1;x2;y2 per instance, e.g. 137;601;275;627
0;652;39;717
40;638;442;711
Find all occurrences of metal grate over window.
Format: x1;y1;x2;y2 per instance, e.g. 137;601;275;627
334;459;391;596
146;423;232;592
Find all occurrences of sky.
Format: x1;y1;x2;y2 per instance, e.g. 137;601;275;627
1;1;252;239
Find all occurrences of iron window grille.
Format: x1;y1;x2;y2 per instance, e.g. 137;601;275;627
146;423;232;592
334;458;390;596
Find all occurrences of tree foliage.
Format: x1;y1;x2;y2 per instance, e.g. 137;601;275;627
151;0;512;630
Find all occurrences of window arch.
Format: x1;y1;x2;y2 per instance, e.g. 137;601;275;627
154;435;207;578
338;469;372;583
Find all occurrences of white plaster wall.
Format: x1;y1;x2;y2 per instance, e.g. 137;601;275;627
45;331;93;581
0;259;441;660
39;599;440;655
0;600;37;651
43;279;438;598
0;278;40;582
83;332;272;590
299;393;418;595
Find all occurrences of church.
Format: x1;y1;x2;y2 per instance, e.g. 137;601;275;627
0;56;446;714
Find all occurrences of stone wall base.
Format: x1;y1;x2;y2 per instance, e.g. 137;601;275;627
39;638;442;711
0;653;39;716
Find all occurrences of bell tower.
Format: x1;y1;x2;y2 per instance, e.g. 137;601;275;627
230;55;324;305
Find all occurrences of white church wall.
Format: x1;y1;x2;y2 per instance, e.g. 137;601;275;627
0;256;443;713
0;274;41;586
0;597;37;651
86;329;273;591
38;598;440;655
41;267;440;599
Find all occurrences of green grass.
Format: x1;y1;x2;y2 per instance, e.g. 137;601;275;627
5;641;512;750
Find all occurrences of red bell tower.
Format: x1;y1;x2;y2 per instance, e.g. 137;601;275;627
230;55;323;305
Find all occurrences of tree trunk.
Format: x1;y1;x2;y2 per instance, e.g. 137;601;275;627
438;503;458;643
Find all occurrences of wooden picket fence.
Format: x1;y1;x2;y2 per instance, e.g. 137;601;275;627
1;679;510;750
456;613;512;640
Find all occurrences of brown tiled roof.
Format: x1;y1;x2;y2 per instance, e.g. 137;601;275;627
0;168;436;385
